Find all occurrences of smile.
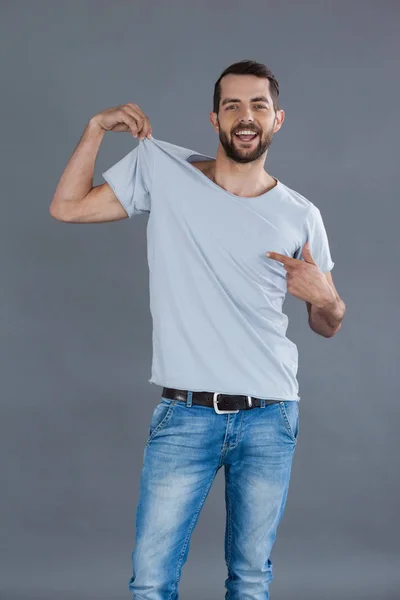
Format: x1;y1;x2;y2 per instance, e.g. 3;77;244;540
234;133;258;143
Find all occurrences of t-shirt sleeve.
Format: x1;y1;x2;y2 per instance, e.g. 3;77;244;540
101;140;153;218
294;204;335;272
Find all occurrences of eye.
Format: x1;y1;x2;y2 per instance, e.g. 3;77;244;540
254;104;267;109
226;105;237;110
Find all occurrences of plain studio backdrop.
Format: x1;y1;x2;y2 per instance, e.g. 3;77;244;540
1;1;399;599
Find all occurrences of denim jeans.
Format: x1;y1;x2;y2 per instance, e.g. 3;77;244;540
129;392;299;600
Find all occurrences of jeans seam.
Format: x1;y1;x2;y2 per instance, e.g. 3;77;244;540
225;467;233;589
279;401;297;444
146;400;176;447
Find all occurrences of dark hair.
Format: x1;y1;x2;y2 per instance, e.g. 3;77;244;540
213;59;280;115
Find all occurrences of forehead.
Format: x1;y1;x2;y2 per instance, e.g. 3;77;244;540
220;74;272;102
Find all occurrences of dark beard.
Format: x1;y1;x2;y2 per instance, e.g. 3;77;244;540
218;122;274;164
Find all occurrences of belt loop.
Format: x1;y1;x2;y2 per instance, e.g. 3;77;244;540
186;390;193;408
260;398;266;408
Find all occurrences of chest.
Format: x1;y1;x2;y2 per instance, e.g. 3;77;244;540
152;174;303;275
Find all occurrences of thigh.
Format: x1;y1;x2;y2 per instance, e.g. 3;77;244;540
133;398;221;570
224;401;299;574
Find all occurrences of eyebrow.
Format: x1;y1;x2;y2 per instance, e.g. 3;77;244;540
221;96;270;106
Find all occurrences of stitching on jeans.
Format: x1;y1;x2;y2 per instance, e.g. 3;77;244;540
146;400;176;446
225;466;233;587
279;402;297;443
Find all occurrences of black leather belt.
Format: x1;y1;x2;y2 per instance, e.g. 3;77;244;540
162;387;281;414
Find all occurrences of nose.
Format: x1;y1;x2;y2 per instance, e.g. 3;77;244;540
238;105;255;122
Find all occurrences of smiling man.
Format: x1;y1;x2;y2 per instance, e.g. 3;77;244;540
50;59;345;600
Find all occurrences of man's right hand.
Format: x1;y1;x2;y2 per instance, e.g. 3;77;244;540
91;103;153;141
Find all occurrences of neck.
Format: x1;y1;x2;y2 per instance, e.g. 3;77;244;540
209;145;276;198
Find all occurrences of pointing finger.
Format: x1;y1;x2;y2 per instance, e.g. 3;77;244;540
266;252;298;266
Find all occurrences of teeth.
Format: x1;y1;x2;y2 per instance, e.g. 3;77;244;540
236;130;257;136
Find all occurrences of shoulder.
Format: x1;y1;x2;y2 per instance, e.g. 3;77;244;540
277;180;315;210
148;138;213;162
189;159;215;179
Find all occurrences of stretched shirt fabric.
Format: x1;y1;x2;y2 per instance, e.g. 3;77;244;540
102;137;334;401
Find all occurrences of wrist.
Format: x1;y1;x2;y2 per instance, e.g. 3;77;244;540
88;116;106;135
313;291;337;310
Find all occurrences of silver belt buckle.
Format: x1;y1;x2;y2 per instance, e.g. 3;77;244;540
213;392;247;414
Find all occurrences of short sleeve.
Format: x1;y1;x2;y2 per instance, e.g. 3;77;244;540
101;140;153;218
294;204;335;272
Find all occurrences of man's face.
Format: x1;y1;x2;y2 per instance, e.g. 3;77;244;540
211;74;284;164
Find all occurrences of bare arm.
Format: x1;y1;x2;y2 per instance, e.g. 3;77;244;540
308;296;345;337
53;181;130;223
306;272;345;337
49;119;119;221
49;104;152;223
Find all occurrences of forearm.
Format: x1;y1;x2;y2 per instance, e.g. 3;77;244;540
49;118;105;216
309;294;346;337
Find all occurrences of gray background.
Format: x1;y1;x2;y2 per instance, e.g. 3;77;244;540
1;1;399;599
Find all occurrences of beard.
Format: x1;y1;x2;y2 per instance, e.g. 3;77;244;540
218;120;275;164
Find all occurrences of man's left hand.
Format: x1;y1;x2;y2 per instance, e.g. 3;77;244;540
266;241;336;308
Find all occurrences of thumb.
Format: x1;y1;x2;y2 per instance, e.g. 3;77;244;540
302;241;317;264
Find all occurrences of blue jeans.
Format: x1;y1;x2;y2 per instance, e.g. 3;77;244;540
129;392;299;600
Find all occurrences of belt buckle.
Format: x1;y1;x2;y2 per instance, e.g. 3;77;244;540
213;392;243;414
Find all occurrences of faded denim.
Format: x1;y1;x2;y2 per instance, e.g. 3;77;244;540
129;393;299;600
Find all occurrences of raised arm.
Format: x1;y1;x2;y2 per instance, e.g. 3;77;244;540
49;104;152;223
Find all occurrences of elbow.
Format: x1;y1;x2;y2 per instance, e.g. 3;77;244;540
49;200;70;222
49;200;61;219
49;205;60;220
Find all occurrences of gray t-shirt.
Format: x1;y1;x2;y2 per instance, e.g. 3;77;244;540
102;137;334;401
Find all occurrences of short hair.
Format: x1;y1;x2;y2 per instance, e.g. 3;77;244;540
213;59;280;115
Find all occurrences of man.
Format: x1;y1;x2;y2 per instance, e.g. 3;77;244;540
50;59;345;600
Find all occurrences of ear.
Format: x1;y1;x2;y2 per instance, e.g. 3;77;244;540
210;111;219;132
273;109;285;134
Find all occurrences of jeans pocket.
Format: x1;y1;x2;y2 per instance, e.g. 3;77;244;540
146;398;176;446
279;401;299;443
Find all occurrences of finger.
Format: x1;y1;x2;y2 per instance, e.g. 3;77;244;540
142;117;152;139
124;105;147;138
126;104;152;139
266;251;298;266
137;115;152;140
118;108;141;137
283;263;295;273
302;241;317;264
